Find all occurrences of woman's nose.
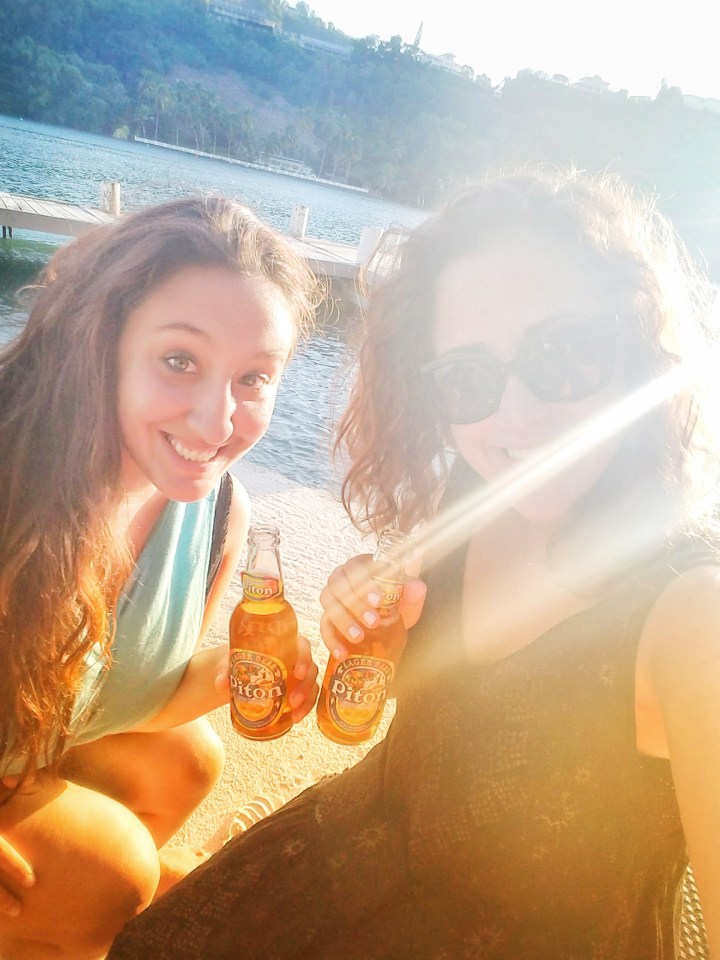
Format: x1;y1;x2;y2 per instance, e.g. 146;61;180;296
187;381;236;445
493;373;547;425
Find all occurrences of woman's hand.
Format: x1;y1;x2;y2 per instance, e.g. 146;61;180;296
319;554;427;660
0;830;36;917
215;636;319;725
287;634;319;723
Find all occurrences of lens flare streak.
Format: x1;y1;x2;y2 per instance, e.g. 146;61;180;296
415;363;694;565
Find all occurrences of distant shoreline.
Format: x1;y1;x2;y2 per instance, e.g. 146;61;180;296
134;137;370;195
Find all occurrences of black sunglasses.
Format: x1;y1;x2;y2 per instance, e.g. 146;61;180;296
420;316;618;425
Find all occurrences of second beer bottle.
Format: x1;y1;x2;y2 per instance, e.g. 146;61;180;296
229;524;298;741
317;530;410;745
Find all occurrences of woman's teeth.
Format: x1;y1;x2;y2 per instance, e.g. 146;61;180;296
168;436;216;463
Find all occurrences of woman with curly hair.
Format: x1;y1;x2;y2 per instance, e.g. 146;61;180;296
0;195;320;958
109;167;720;959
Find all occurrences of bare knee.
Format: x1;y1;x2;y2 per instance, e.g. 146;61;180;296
0;781;161;960
75;817;161;954
173;718;225;804
139;719;226;844
59;719;226;844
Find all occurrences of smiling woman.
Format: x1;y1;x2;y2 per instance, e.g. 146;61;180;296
0;196;324;960
116;267;295;504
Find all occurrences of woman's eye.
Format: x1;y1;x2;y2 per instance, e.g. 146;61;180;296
239;372;272;390
164;354;196;373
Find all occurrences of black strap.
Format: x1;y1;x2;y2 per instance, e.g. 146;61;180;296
205;472;233;601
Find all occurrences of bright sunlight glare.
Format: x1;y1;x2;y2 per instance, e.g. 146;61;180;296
413;361;697;575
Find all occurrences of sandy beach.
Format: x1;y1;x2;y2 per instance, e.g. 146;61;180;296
173;459;395;853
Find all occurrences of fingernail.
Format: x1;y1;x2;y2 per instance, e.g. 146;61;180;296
289;689;303;709
363;610;378;627
3;902;20;917
367;591;381;607
294;662;308;681
348;625;362;641
332;648;346;661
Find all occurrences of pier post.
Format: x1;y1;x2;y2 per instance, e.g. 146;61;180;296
100;181;121;215
289;204;309;239
356;226;385;266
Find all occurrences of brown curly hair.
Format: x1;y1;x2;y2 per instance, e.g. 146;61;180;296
337;166;720;553
0;195;321;780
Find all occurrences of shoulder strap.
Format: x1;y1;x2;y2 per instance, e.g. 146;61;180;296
206;472;233;601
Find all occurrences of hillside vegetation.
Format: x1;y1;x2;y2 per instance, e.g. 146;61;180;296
2;0;720;271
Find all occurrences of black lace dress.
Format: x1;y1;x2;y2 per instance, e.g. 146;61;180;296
109;539;695;960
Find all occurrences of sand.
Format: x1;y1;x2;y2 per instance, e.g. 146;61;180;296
172;459;395;853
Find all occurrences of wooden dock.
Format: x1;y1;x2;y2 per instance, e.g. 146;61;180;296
0;190;115;239
0;190;365;281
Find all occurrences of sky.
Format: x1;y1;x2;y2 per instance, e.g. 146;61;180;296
304;0;718;101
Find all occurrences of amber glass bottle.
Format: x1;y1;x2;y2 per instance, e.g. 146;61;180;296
229;524;298;741
317;530;409;745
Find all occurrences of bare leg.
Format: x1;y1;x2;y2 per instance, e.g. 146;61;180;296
0;720;224;958
0;775;160;960
59;718;225;846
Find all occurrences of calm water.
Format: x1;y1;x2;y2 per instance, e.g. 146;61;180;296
0;115;427;487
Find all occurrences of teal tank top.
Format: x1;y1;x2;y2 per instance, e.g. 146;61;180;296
70;486;218;744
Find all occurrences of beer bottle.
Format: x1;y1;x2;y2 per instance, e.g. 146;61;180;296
229;524;298;741
317;530;410;745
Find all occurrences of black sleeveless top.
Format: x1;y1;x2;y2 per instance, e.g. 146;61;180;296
375;538;689;959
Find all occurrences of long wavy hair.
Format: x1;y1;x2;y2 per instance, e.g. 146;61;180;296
337;167;720;562
0;195;321;779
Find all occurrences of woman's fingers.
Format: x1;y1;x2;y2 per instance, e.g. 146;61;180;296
320;554;427;653
213;643;231;695
397;577;428;629
289;635;319;720
0;833;35;916
319;555;380;648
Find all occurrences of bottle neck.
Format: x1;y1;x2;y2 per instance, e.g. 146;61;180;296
243;534;284;603
372;531;409;610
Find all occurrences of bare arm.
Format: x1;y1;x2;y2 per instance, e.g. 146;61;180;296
135;476;317;731
640;566;720;958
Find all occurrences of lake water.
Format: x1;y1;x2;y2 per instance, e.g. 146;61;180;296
0;115;427;488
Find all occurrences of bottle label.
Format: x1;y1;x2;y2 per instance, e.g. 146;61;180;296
229;650;287;730
326;656;394;735
241;572;282;603
376;578;403;609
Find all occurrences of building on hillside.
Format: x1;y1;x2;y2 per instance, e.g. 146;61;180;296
294;34;351;58
417;50;473;79
206;0;277;31
573;75;611;94
683;94;720;114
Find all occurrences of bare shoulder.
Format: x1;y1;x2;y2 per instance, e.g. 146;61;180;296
641;565;720;666
638;563;720;720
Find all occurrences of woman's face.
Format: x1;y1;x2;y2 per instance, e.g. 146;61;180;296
431;230;628;525
117;265;295;502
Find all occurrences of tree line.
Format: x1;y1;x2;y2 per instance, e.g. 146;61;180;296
2;0;720;270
